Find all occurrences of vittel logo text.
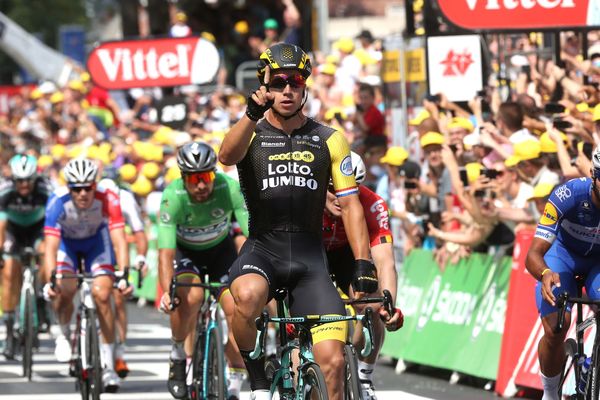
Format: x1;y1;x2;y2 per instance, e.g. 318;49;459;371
261;162;318;191
465;0;574;10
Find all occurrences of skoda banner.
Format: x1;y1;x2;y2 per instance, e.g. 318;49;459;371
87;36;220;90
381;249;511;380
437;0;600;30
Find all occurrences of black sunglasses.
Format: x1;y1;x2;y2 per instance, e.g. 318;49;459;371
269;74;306;90
14;178;32;184
69;184;95;193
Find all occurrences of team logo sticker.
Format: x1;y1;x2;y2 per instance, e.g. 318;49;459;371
160;212;171;223
211;208;225;218
340;156;353;176
539;203;558;226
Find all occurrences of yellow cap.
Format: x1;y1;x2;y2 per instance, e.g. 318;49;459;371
131;176;153;197
505;139;542;167
176;11;187;22
66;145;83;159
353;48;376;65
576;102;589;113
30;88;43;100
409;109;430;126
50;91;64;104
50;144;66;159
420;132;445;148
119;163;137;182
38;155;53;169
68;80;85;92
593;104;600;122
324;107;347;121
201;31;216;43
539;131;567;153
142;162;160;180
447;117;474;133
320;63;337;75
80;72;91;82
465;162;483;184
334;37;355;53
152;125;174;146
379;146;409;166
528;183;555;201
234;20;249;35
325;54;339;65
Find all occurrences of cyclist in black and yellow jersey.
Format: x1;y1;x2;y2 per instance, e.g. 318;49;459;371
219;43;387;400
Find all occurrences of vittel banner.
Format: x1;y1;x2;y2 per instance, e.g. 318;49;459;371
87;37;220;90
437;0;599;30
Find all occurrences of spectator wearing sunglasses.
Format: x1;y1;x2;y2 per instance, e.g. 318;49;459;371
157;141;249;400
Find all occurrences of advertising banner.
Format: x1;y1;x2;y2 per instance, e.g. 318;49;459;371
87;36;220;90
437;0;600;30
381;249;511;380
426;35;482;102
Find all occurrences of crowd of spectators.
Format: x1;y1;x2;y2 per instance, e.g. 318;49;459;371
0;14;599;270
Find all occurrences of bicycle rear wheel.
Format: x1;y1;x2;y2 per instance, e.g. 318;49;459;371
21;288;35;380
343;344;361;400
302;362;329;400
86;310;102;400
206;326;226;399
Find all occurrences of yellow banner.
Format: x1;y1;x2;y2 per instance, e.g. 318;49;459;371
382;48;426;83
405;48;425;82
382;50;401;83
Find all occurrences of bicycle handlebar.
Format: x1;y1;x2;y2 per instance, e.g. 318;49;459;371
343;289;394;320
51;267;130;290
553;291;600;333
167;275;227;311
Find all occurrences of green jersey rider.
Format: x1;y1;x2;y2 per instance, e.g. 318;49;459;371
158;141;249;400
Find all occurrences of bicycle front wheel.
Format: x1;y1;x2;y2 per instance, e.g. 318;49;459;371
21;288;35;380
302;362;329;400
206;326;226;399
343;344;361;400
86;310;102;400
589;341;600;400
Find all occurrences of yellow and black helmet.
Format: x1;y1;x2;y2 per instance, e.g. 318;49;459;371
257;43;312;85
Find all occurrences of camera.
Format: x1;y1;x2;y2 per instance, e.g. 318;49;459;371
544;103;566;115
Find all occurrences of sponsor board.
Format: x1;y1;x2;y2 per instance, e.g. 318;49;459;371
87;36;220;89
437;0;599;30
427;35;483;102
382;249;510;379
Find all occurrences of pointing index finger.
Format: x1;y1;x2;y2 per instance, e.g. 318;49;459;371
264;65;271;86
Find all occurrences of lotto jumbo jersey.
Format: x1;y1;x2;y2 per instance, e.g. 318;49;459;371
535;178;600;256
237;118;358;237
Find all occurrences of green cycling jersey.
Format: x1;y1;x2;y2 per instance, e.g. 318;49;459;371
158;173;249;251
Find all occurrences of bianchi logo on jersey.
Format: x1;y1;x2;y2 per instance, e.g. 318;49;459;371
268;151;314;162
340;156;353;176
262;162;318;191
261;142;286;148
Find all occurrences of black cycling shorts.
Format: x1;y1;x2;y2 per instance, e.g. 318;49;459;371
326;245;355;297
3;220;44;257
228;231;345;317
174;235;237;284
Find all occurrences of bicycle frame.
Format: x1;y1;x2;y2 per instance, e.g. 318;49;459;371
251;298;376;399
168;275;228;398
556;291;600;398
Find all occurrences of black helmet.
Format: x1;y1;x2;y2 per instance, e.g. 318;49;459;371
257;43;312;85
177;141;217;173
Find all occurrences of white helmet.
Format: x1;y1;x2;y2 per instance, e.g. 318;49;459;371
593;146;600;179
351;151;366;185
63;158;98;186
98;178;119;194
9;154;37;180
